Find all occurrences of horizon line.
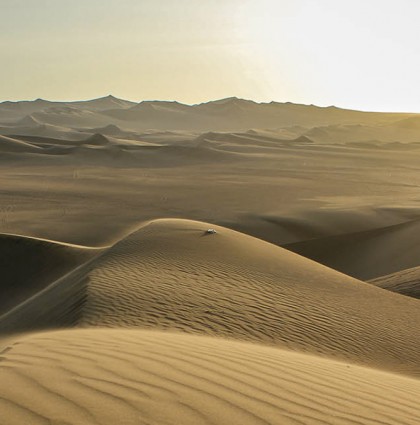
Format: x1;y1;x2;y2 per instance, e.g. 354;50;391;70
0;95;418;115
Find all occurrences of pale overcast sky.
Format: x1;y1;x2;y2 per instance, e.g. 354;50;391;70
1;0;419;111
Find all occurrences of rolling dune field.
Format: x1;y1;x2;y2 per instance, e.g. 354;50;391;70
2;97;420;424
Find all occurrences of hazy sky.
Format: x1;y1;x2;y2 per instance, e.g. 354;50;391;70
1;0;419;111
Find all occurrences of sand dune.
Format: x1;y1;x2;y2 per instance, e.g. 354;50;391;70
285;218;420;280
4;219;420;376
1;134;420;248
392;116;420;129
30;107;114;129
3;96;420;424
1;329;420;425
86;123;131;137
0;122;92;141
15;114;42;127
0;135;41;153
78;219;420;376
0;233;100;315
369;266;420;299
303;121;420;145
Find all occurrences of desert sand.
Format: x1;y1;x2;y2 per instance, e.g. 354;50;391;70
2;329;420;425
2;97;420;424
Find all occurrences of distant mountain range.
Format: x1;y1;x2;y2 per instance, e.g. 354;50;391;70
0;95;417;132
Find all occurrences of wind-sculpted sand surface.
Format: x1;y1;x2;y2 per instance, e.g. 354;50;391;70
2;97;420;424
2;329;420;425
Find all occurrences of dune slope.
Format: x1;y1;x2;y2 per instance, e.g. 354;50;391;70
369;266;420;299
285;219;420;280
0;233;99;315
61;218;420;376
0;135;41;153
2;220;420;424
1;329;420;425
